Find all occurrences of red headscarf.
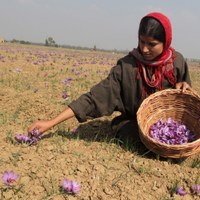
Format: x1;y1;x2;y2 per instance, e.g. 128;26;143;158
147;12;172;53
130;12;177;95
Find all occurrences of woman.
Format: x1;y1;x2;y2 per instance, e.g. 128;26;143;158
28;12;192;142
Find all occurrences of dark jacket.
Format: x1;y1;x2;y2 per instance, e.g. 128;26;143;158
69;51;191;123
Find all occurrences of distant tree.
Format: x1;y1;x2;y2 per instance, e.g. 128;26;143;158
11;39;19;43
45;39;49;46
45;37;57;47
20;40;31;44
10;39;30;44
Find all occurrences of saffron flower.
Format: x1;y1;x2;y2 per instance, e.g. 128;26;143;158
192;184;200;194
62;178;81;194
62;178;72;192
30;127;39;137
2;170;19;185
15;134;31;143
62;77;73;86
62;91;69;100
176;186;187;196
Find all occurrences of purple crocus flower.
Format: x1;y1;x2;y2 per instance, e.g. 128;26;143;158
30;128;39;137
176;186;187;196
62;178;80;194
63;178;73;192
2;170;19;185
192;184;200;194
62;77;73;86
15;134;31;143
62;91;69;100
71;180;81;194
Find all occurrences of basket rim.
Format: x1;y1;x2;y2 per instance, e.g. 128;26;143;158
137;88;200;112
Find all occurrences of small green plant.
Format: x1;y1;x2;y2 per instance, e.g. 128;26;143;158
194;176;199;184
9;152;22;166
5;130;15;144
11;109;20;122
0;158;9;166
138;166;145;174
0;112;8;125
191;158;200;168
27;171;38;181
169;180;179;196
41;176;58;198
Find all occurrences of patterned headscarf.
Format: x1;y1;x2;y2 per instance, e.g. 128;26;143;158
130;12;177;95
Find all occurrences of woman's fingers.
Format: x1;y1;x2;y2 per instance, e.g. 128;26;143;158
28;121;44;136
175;82;192;92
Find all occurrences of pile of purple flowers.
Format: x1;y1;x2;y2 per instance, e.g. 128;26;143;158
15;128;43;145
149;118;196;145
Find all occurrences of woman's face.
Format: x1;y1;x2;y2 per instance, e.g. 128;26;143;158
139;35;164;61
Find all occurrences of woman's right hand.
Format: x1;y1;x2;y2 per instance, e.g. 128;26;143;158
28;107;75;137
28;120;54;137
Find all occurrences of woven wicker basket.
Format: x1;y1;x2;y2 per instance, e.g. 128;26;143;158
137;89;200;158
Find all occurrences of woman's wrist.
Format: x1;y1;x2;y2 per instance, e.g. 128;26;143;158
49;108;75;127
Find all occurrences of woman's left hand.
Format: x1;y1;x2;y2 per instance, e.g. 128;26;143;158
175;82;192;92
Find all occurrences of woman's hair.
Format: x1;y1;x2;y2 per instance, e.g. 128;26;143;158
138;17;165;43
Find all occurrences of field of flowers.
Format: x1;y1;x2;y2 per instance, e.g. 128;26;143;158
0;43;200;200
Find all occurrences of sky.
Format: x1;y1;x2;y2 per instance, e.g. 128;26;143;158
0;0;200;59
